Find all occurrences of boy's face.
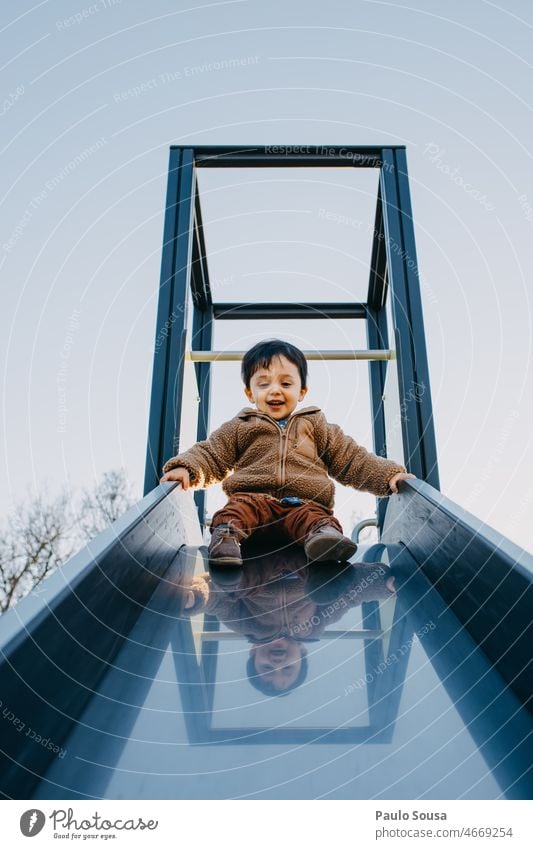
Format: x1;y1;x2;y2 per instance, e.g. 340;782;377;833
250;638;306;692
244;354;307;420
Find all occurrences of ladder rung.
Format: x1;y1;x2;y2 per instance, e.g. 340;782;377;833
188;350;395;362
195;629;384;640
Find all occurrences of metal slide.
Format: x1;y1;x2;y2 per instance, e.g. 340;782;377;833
0;479;531;800
1;145;531;799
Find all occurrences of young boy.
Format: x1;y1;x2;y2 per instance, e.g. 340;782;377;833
160;339;415;567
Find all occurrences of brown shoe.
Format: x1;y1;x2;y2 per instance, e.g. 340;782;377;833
208;524;243;566
304;525;357;562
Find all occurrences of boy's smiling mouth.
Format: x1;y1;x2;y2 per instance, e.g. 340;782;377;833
266;400;286;416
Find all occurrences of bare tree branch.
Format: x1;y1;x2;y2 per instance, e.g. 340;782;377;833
0;469;135;613
75;469;135;541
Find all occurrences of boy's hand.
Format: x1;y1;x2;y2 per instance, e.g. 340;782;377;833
388;472;416;494
184;590;196;609
159;467;191;490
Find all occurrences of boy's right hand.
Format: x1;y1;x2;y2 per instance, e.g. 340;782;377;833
159;467;191;490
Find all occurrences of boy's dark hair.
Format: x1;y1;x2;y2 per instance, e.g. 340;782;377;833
241;340;308;389
246;651;309;697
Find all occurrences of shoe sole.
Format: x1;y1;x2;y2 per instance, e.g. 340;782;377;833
208;556;243;567
305;536;357;562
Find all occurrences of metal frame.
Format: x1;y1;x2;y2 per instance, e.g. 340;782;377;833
3;145;532;801
144;144;440;528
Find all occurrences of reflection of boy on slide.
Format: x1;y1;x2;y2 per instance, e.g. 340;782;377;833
182;552;396;696
161;339;414;569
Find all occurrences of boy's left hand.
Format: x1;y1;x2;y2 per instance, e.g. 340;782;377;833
388;472;417;493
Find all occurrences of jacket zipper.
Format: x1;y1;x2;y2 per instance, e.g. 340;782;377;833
279;416;298;495
246;410;305;495
278;428;286;497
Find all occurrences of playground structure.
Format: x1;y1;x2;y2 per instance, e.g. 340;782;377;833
0;146;531;800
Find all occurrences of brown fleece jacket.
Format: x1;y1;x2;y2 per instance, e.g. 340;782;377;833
162;406;406;509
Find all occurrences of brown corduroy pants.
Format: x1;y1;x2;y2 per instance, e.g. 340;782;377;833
211;492;343;545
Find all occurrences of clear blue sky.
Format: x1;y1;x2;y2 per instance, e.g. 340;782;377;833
1;0;532;551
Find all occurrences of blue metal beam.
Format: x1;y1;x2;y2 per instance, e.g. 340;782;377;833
162;148;195;463
394;148;440;489
188;144;394;168
144;148;181;493
192;298;213;529
366;181;387;310
213;302;367;320
380;149;440;487
366;303;390;531
144;148;196;494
